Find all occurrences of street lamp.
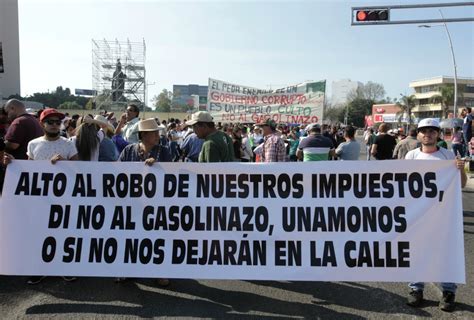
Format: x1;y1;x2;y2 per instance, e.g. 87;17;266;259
418;9;458;119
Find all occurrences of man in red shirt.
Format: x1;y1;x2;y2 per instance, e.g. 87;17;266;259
3;99;43;159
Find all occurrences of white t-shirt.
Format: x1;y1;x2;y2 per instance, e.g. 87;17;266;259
27;136;78;160
405;147;454;160
122;117;140;143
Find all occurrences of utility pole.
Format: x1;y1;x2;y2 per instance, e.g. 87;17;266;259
419;15;458;118
439;10;458;118
353;2;472;120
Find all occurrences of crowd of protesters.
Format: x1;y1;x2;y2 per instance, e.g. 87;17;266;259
1;100;471;169
0;99;472;312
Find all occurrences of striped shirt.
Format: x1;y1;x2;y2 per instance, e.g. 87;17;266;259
298;134;334;161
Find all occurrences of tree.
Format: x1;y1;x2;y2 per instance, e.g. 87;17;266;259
7;94;23;100
346;99;373;127
378;96;395;104
324;106;345;124
363;81;386;102
152;89;172;112
396;94;416;130
347;81;386;103
344;82;386;127
85;99;94;110
13;86;88;109
70;95;89;108
58;101;82;110
430;85;463;119
55;86;71;98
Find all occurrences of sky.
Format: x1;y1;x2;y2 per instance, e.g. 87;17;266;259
18;0;474;106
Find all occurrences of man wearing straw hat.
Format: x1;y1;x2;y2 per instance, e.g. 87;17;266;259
119;118;171;164
117;118;170;285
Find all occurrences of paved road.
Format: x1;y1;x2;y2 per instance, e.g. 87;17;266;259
1;140;473;319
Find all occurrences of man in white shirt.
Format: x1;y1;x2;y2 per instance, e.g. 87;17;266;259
405;118;466;312
114;103;140;143
25;108;78;285
27;109;78;162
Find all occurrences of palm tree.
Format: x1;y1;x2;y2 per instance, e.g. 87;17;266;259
396;94;416;131
431;85;454;119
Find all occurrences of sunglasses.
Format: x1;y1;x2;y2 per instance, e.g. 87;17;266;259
45;119;62;125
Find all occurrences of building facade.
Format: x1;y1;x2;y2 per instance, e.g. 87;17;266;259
172;84;208;112
0;0;21;100
409;76;474;119
331;79;363;107
370;103;405;124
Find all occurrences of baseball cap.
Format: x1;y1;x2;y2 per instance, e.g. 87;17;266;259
186;111;214;126
417;118;440;131
306;123;321;132
40;108;65;122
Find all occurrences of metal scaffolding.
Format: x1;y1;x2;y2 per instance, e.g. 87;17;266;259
92;39;146;110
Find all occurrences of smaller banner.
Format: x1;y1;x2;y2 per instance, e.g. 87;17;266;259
208;78;325;124
75;89;97;96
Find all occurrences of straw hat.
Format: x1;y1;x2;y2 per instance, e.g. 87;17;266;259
138;118;161;132
185;111;214;126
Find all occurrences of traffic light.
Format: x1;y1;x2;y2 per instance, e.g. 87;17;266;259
355;9;389;22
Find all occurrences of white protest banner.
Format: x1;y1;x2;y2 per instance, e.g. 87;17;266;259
0;160;465;283
207;78;325;124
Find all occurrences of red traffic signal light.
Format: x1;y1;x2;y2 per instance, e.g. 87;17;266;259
356;11;367;21
355;9;389;22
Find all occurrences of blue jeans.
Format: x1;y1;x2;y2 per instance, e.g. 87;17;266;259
464;133;472;156
409;282;457;293
452;143;465;157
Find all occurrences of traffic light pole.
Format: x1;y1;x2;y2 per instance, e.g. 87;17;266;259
352;2;474;26
352;3;466;118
